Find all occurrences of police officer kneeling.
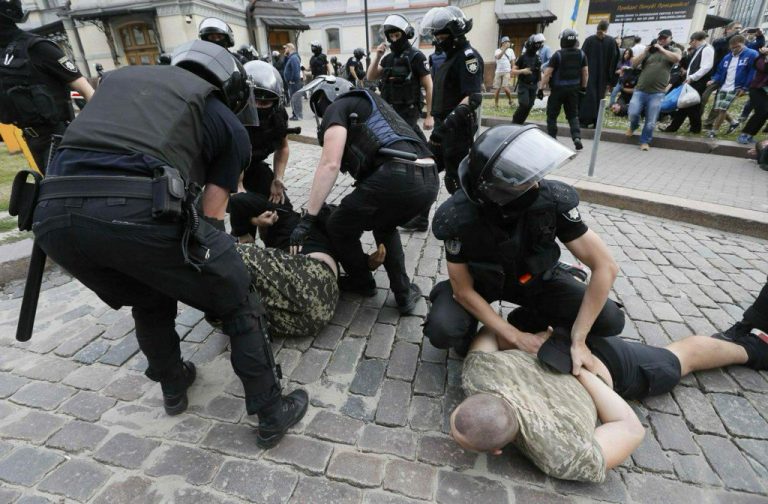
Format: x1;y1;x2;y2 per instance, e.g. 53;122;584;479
32;41;307;448
424;125;625;374
290;76;439;314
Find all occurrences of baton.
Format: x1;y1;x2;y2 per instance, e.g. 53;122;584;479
16;243;46;342
378;148;418;161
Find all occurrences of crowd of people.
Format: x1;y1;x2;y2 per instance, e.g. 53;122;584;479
2;0;768;485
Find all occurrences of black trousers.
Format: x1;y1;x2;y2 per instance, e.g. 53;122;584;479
326;160;439;296
742;88;768;136
666;80;706;133
546;87;581;140
424;267;625;352
513;84;538;125
22;122;68;174
33;196;280;414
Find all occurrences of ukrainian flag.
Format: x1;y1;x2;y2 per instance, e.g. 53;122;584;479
570;0;580;27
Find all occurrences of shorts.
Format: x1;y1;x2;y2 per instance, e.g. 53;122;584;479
589;337;681;400
713;90;738;111
493;73;510;89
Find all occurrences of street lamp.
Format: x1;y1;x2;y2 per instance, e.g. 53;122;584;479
363;0;371;68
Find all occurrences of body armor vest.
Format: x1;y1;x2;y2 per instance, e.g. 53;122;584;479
0;32;73;128
322;89;423;179
517;51;542;85
380;48;421;108
552;48;583;88
59;66;216;186
431;47;462;119
310;54;328;77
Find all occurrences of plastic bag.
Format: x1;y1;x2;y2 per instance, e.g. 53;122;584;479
660;85;682;113
677;83;701;109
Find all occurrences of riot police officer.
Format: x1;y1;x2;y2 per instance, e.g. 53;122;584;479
31;41;307;448
309;41;331;78
366;14;434;140
330;55;341;76
289;76;439;314
229;60;299;249
345;48;366;86
511;34;544;124
0;0;94;172
236;44;259;64
540;29;588;150
424;125;625;375
198;17;235;49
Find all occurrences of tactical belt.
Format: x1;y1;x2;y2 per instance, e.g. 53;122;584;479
38;176;153;201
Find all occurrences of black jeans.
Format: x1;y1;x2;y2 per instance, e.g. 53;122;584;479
424;266;625;352
547;86;581;140
666;80;706;133
22;122;68;174
33;196;280;414
742;88;768;136
513;84;538;125
326;160;439;296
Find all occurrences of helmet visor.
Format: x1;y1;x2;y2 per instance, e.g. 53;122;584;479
381;15;409;36
478;128;575;207
420;8;455;37
199;17;230;33
237;91;260;127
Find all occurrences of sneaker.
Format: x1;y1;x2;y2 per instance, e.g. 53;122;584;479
706;130;717;139
338;275;377;297
737;133;754;145
400;214;429;232
395;283;422;314
640;143;650;151
160;361;197;416
712;321;768;370
625;128;634;138
726;121;740;134
256;389;309;449
573;138;583;151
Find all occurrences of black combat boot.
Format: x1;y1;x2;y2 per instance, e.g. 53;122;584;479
256;389;309;449
160;361;196;416
396;283;422;314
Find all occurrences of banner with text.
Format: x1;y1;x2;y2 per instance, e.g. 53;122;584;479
585;0;698;44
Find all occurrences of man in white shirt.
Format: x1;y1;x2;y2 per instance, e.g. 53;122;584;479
494;36;515;107
663;31;714;133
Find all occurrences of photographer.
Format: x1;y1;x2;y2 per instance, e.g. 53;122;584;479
627;29;681;150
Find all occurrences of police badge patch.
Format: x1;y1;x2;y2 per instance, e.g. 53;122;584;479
445;239;462;256
465;57;478;74
58;56;78;73
562;207;582;222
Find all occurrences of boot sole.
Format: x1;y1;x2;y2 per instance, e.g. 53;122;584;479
256;399;309;449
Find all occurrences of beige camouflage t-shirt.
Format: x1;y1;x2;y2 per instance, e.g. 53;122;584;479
462;350;606;483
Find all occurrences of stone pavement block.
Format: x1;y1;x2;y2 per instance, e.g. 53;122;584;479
190;332;229;365
661;321;691;341
418;435;477;470
649;411;699;455
635;321;671;346
201;422;262;459
672;386;726;435
413;362;446;397
435;471;508;504
383;460;436;500
350;359;386;397
327;338;366;376
0;446;64;486
642;392;680;415
341;395;376;423
0;488;20;503
10;381;75;410
441;387;465;435
710;393;768;438
184;319;215;343
349;307;379;337
648;301;684;322
306;410;364;445
697;369;739;393
59;391;116;422
736;439;768;476
728;367;768;393
631;431;674;473
366;324;395;359
101;313;134;340
331;300;360;327
485;445;548;485
700;307;735;332
696;435;765;494
0;373;27;398
290;476;361;504
176;306;204;327
94;432;160;469
62;364;115;391
396;317;424;344
45;420;109;453
99;335;140;366
409;395;441;432
0;410;64;443
624;472;708;504
73;339;110;365
552;470;627;502
359;425;417;459
54;325;104;357
15;357;79;382
669;297;701;317
200;395;245;423
671;453;721;486
386;341;419;381
377;306;401;325
145;444;224;485
363;491;424;504
514;486;574;504
620;295;655;322
314;324;345;350
744;392;768;423
275;348;302;378
421;339;447;364
327;451;385;488
291;348;331;384
264;435;333;475
166;416;211;444
0;440;12;458
102;373;152;402
38;458;112;502
282;335;313;352
212;460;297;503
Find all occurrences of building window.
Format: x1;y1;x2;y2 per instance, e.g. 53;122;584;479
370;24;385;48
326;28;340;54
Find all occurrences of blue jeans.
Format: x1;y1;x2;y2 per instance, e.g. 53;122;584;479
628;90;664;144
608;82;622;106
288;81;303;119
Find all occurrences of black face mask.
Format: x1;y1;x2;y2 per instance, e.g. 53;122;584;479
503;186;541;211
389;34;409;53
436;35;455;54
257;105;275;122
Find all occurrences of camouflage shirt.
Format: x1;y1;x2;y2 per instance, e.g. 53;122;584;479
462;350;606;483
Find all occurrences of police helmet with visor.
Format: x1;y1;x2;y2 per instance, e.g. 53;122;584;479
299;75;354;118
0;0;27;23
420;6;473;38
244;60;284;104
459;124;576;207
560;29;578;48
311;41;322;54
380;14;415;40
198;17;235;49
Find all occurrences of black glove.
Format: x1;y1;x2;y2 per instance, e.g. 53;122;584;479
536;89;545;101
444;104;473;131
429;123;446;145
290;213;318;248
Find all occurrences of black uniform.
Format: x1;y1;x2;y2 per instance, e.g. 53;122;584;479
0;26;81;172
345;56;365;83
318;89;439;298
32;66;280;415
228;105;300;249
512;50;542;125
309;52;329;78
546;47;587;141
424;180;625;353
379;47;430;137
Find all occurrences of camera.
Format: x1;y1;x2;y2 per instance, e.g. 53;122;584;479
648;39;658;53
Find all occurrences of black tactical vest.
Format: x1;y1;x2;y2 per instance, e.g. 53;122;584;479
517;51;542;85
552;48;583;88
321;89;423;179
249;106;288;162
310;54;328;77
59;65;216;186
380;48;421;108
432;41;476;119
0;31;73;128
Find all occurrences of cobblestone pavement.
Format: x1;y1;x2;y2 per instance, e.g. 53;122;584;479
0;141;767;504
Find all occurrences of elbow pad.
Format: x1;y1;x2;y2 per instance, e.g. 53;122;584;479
468;93;482;111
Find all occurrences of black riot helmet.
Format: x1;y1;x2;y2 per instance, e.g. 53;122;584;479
459;124;576;207
171;40;250;114
560;29;578;48
330;56;338;64
0;0;26;23
420;6;472;39
353;47;365;60
198;17;235;49
157;53;172;65
311;41;322;55
300;75;354;118
244;60;284;103
237;44;258;62
381;14;414;53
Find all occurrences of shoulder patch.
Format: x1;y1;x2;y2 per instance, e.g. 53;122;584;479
464;48;474;56
465;56;479;74
445;239;462;256
562;207;582;223
58;56;78;73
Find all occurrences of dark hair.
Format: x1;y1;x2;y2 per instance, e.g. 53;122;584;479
634;35;642;43
597;20;610;32
730;34;746;45
690;31;708;42
622;48;632;60
726;21;741;31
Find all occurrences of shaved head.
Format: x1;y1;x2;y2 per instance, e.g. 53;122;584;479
451;394;518;452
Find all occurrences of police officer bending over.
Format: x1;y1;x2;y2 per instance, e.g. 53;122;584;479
0;0;94;172
289;76;439;314
424;125;625;374
366;14;434;140
228;60;299;249
32;41;307;448
309;41;332;78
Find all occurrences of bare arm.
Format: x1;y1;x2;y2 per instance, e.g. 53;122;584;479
540;67;553;88
201;183;230;220
367;44;386;81
511;63;531;77
305;125;346;215
421;73;434;130
659;46;682;63
578;370;645;470
580;66;589;87
269;137;289;204
69;76;94;101
631;50;647;68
